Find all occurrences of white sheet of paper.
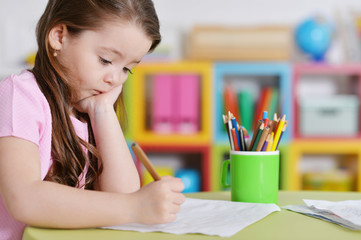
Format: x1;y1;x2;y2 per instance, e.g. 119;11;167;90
283;204;361;231
102;198;280;237
303;199;361;227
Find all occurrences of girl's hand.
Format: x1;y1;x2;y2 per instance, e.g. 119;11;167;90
75;84;123;115
132;176;186;225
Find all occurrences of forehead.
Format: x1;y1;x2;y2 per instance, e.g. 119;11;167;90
77;21;152;58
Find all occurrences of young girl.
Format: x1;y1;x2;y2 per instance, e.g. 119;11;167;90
0;0;185;239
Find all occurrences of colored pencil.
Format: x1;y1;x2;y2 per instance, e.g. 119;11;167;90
261;133;270;151
252;123;264;151
262;111;268;121
231;117;241;150
255;127;270;151
223;114;232;148
238;124;246;151
249;119;262;150
266;132;274;151
271;115;286;151
275;120;289;150
231;128;240;151
263;111;269;128
227;112;235;150
242;127;251;150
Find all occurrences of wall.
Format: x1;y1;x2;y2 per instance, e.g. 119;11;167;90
0;0;360;78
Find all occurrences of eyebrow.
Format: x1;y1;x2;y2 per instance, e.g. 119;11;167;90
100;47;141;64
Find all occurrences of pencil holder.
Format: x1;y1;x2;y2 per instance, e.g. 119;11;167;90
221;150;279;204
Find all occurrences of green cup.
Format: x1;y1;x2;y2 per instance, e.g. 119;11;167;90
221;150;280;204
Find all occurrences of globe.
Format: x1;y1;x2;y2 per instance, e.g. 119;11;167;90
295;17;333;61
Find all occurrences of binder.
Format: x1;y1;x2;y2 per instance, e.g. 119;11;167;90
175;74;200;133
152;74;175;133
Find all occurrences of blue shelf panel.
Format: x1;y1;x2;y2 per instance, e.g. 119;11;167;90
213;62;292;144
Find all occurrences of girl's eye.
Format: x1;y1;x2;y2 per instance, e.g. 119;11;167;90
123;67;133;75
99;57;112;65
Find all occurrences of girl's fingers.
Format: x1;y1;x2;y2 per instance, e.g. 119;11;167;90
160;176;185;192
173;193;186;205
169;203;181;214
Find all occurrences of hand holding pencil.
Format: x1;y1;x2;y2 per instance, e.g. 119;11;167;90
131;142;186;224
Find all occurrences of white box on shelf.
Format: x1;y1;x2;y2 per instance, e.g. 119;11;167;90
299;95;359;137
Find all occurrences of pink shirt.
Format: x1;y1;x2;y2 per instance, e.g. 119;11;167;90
0;70;89;240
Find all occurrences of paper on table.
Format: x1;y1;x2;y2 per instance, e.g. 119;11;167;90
304;199;361;227
283;204;361;231
102;198;280;237
283;199;361;231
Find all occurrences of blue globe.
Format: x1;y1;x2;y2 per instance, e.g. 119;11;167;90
295;17;333;61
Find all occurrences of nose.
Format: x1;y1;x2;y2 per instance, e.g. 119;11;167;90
104;71;126;86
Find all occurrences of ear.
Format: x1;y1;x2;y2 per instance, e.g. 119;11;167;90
48;24;68;51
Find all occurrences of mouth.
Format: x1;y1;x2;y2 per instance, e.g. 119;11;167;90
94;90;103;95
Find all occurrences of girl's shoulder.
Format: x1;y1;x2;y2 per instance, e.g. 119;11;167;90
0;70;52;145
0;70;47;104
1;70;40;92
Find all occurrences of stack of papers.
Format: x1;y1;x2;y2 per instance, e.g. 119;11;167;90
284;199;361;231
103;198;280;237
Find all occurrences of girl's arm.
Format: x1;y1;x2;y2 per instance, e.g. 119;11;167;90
0;137;185;227
89;104;140;193
77;84;140;193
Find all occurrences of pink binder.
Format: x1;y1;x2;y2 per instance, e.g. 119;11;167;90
152;74;175;133
175;74;200;133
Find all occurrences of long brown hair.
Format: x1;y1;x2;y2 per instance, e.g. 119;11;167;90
31;0;161;189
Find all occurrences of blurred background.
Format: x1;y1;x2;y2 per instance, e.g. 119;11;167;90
1;0;361;193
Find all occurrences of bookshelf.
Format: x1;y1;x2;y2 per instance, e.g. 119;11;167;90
120;61;361;192
285;63;361;191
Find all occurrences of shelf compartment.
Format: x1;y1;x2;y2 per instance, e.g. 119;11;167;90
214;62;292;144
132;144;211;191
293;63;361;139
286;140;361;191
129;61;212;145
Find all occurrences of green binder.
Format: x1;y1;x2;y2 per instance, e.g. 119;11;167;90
238;91;254;132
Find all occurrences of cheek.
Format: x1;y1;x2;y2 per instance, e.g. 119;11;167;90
119;76;128;86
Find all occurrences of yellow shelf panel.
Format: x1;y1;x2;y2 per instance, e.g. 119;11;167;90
286;140;361;191
134;132;211;145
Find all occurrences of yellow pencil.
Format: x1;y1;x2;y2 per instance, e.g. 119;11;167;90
131;142;160;181
271;114;285;151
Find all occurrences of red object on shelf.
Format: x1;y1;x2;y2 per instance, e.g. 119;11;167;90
223;85;240;121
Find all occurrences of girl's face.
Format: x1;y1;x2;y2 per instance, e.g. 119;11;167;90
56;21;152;103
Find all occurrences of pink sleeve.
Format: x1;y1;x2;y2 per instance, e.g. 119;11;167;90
0;74;47;146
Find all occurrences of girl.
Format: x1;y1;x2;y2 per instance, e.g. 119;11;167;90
0;0;185;239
